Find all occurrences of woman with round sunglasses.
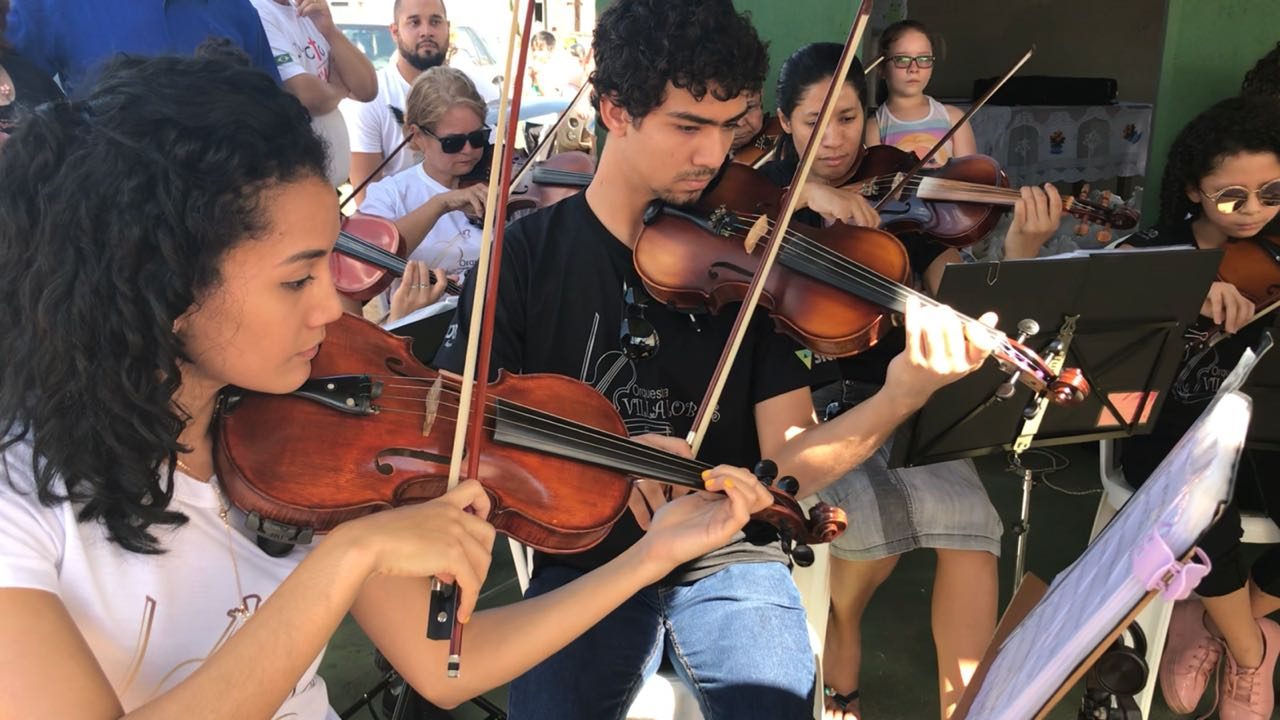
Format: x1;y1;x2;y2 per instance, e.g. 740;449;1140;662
358;66;493;324
864;20;976;169
1119;95;1280;720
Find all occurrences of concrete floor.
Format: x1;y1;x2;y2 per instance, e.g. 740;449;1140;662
319;442;1272;719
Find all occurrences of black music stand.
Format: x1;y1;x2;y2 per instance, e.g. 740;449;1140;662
1242;328;1280;452
888;246;1221;581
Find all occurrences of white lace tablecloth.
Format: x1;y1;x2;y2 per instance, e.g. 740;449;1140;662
960;103;1152;187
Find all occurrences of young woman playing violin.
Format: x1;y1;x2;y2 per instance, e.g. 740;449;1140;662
357;66;493;325
864;20;975;169
436;2;996;718
757;41;1063;720
1119;95;1280;720
0;55;778;720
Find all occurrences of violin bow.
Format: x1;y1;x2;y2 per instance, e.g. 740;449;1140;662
432;0;537;678
507;54;596;189
338;105;413;213
872;46;1034;210
684;0;875;453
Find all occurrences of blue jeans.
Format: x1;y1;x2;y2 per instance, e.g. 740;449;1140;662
508;561;815;720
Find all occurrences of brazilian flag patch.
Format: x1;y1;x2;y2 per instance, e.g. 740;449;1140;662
794;348;813;370
274;52;293;66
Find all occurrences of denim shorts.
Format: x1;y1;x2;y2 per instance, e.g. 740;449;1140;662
817;381;1003;561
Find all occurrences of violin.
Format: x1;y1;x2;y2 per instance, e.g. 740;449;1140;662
214;313;847;559
1219;234;1280;308
635;163;1090;404
732;113;784;169
329;214;460;303
851;145;1140;248
508;150;596;215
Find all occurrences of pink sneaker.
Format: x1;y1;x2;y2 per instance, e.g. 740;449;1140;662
1219;616;1280;720
1158;598;1223;713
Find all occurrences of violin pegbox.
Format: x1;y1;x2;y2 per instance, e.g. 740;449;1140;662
751;459;849;566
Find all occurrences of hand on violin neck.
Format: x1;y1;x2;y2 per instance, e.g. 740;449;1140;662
388;261;449;323
632;465;772;572
439;183;489;217
884;297;998;411
337;479;495;623
1202;281;1255;334
626;434;694;530
797;183;881;229
1003;183;1064;259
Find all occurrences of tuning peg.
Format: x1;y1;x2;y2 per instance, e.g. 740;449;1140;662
791;543;815;568
1015;318;1040;343
777;476;800;496
753;459;778;487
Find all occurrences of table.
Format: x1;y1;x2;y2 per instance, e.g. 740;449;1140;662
956;102;1153;188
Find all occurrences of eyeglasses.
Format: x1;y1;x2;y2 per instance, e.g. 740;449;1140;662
887;54;935;69
416;124;490;154
620;283;659;360
1201;179;1280;214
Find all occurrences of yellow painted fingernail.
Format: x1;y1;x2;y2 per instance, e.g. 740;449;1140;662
701;469;712;480
724;479;735;490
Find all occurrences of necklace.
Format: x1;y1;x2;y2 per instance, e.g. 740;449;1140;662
174;457;255;620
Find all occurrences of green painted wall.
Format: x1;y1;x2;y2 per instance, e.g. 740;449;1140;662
1144;0;1280;219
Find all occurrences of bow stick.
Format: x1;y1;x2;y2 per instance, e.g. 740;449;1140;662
873;46;1034;210
684;0;874;453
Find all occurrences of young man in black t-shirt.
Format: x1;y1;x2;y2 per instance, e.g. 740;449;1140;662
435;2;992;717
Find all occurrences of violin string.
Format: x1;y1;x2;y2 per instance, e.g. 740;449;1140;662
719;219;1027;363
340;378;717;479
361;396;716;485
822;174;1119;224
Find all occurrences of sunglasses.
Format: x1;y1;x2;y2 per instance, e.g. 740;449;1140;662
620;283;659;360
416;124;490;154
1201;178;1280;214
888;54;935;69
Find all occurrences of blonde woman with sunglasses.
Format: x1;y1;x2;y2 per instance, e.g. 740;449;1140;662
864;20;975;169
1119;95;1280;720
358;66;492;324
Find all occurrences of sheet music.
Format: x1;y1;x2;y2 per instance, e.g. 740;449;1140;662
966;388;1249;718
383;294;459;333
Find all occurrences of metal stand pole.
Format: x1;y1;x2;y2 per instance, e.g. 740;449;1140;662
1013;465;1035;587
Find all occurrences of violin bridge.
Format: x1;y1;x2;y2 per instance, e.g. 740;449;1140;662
743;213;770;254
422;376;443;436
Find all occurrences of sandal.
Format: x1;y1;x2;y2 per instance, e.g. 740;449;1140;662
823;686;860;711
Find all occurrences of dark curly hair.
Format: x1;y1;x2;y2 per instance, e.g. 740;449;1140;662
0;55;326;553
589;0;768;121
774;42;867;164
1155;95;1280;229
1243;42;1280;98
0;0;10;52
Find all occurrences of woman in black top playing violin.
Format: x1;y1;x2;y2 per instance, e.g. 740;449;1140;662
758;42;1062;720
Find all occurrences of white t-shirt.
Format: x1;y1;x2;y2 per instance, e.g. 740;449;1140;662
361;164;481;278
340;58;421;181
0;442;336;719
252;0;350;186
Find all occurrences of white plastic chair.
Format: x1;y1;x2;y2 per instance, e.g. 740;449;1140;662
1090;439;1280;717
507;510;831;720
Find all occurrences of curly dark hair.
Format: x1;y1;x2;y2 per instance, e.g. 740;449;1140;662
0;55;326;553
589;0;768;120
0;0;10;52
1243;42;1280;98
1155;95;1280;229
773;42;867;164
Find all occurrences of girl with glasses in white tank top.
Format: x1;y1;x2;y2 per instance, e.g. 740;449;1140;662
865;20;977;169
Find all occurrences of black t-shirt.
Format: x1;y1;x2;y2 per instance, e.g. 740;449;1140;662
1120;222;1280;493
758;155;947;385
0;50;64;134
433;192;835;583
